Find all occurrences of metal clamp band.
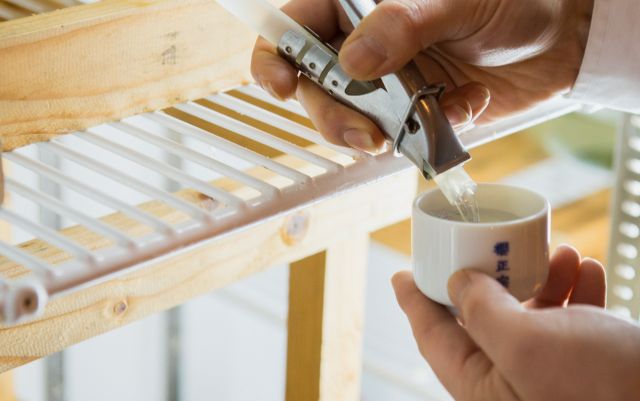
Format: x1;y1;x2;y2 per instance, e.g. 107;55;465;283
392;84;446;156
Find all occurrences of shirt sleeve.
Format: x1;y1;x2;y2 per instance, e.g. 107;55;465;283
568;0;640;113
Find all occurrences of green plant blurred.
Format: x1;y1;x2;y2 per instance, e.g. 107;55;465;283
528;111;620;169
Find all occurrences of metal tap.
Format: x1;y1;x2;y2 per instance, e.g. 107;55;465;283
277;0;470;179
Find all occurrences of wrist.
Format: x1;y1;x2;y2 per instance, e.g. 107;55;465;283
564;0;596;87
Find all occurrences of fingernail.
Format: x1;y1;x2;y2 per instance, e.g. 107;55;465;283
340;35;387;78
448;270;471;306
468;87;491;114
473;87;491;103
344;129;379;153
443;105;472;127
582;257;603;266
391;274;401;294
554;243;579;257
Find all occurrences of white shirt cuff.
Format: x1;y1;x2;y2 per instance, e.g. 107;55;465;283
568;0;640;113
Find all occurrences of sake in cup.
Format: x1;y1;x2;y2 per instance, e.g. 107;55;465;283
412;184;550;306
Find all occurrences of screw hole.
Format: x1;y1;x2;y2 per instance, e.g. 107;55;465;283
309;62;317;70
23;297;33;310
285;46;292;54
406;119;420;134
332;80;339;87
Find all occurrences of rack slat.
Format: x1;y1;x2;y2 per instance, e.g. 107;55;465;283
111;121;279;200
4;151;175;235
209;93;363;158
235;84;308;116
0;240;55;276
146;112;310;184
43;141;211;221
175;102;342;173
77;130;245;209
0;209;94;263
6;179;136;249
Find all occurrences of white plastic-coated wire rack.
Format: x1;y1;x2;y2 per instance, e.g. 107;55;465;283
607;115;640;320
0;90;585;324
0;84;410;323
0;0;592;325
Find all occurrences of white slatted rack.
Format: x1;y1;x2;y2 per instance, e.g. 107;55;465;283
0;0;592;324
607;115;640;320
0;86;415;323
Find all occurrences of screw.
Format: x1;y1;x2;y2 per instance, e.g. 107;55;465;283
281;212;310;246
198;194;220;211
332;80;339;87
114;300;128;315
406;119;420;134
309;62;317;70
285;46;292;54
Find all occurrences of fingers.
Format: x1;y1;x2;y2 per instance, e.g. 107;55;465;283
447;270;525;364
569;258;607;307
251;0;340;100
252;38;299;100
297;77;386;152
527;245;581;309
525;245;606;309
392;271;492;396
339;0;477;80
440;83;491;128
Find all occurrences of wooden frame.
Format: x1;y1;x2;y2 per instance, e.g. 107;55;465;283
0;148;417;401
287;235;369;401
0;0;284;151
0;4;416;399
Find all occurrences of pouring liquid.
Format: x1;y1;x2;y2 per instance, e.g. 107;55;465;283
433;166;480;223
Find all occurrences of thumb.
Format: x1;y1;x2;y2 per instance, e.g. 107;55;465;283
448;270;526;362
338;0;480;80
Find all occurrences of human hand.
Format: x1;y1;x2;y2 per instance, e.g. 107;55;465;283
252;0;594;152
392;245;640;401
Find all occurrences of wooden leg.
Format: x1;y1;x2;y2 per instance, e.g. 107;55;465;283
286;234;369;401
0;159;15;401
0;372;15;401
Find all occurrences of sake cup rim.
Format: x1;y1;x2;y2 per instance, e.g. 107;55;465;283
413;183;549;228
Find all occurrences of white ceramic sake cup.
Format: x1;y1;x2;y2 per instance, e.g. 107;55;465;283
412;184;550;306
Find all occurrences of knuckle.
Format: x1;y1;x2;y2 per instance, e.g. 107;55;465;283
317;99;342;126
381;0;425;40
311;101;350;144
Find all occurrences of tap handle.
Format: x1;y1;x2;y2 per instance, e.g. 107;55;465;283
337;0;377;27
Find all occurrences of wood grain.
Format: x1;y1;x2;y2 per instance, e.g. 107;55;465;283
286;234;368;401
287;252;326;401
0;0;285;151
0;150;417;373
